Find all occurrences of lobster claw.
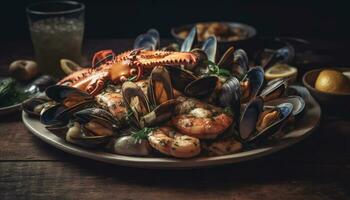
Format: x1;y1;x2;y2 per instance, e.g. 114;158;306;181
92;50;115;67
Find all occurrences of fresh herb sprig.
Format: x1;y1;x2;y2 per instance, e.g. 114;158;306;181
0;78;30;107
131;127;156;143
204;60;231;77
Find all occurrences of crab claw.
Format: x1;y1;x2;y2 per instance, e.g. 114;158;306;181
92;49;115;67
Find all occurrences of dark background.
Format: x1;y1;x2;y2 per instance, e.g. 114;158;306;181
1;0;350;41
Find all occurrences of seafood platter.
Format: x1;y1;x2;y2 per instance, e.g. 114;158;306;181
22;28;321;168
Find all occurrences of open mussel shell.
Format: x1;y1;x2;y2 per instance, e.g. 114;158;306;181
202;35;217;63
181;26;198;52
239;98;294;143
241;67;265;102
217;46;234;68
45;85;93;104
166;67;197;92
233;49;249;78
147;66;174;107
122;81;151;128
265;95;305;117
260;78;287;101
190;48;209;74
248;102;293;143
218;76;241;118
22;96;53;117
262;45;295;69
40;104;69;125
134;29;160;50
65;122;112;148
239;97;264;141
140;99;177;127
25;75;57;94
40;98;91;126
74;108;121;129
184;76;218;99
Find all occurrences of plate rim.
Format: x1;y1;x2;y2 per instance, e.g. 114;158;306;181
22;86;321;169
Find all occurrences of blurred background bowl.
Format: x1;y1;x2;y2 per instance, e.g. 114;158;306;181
302;67;350;117
171;22;257;53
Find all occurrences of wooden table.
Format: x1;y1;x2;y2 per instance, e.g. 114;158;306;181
1;39;350;200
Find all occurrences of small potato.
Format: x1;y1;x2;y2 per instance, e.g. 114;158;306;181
9;60;38;81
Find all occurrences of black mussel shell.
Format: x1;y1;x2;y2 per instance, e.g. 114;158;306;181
134;29;160;50
181;26;198;52
202;35;217;63
22;97;49;117
248;102;293;143
242;67;265;101
148;66;174;107
74;108;121;129
265;96;305;117
167;67;197;93
219;76;241;118
239;97;264;141
140;99;177;127
260;78;287;101
184;76;218;99
45;85;92;103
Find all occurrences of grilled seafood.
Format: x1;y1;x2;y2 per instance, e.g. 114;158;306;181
58;49;200;95
172;97;233;139
23;30;306;159
148;126;200;158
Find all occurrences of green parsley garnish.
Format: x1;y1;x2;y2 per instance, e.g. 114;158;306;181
131;127;156;143
0;78;30;107
204;60;231;77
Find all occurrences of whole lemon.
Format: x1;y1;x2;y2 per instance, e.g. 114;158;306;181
315;69;350;94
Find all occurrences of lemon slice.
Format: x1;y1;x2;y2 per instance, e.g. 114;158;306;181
265;64;298;82
315;69;350;94
60;59;82;75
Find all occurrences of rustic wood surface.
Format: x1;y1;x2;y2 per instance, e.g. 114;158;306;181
1;39;350;200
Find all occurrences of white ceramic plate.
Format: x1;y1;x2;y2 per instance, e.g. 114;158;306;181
22;86;321;169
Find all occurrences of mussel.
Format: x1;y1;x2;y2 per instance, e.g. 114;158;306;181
122;66;177;128
259;78;288;102
255;43;295;69
181;26;198;52
134;29;160;50
240;67;265;103
65;108;118;148
218;76;241;118
265;95;305;117
167;66;218;99
22;93;55;118
238;97;293;143
217;47;249;79
40;85;94;127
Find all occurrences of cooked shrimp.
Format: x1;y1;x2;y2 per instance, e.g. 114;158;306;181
172;97;233;139
148;126;201;158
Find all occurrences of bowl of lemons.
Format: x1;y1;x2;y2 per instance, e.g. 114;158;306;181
303;68;350;117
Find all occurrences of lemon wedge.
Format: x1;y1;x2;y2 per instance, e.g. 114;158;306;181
265;64;298;82
315;69;350;94
60;59;81;75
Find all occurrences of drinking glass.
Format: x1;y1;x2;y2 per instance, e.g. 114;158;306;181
26;1;85;78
